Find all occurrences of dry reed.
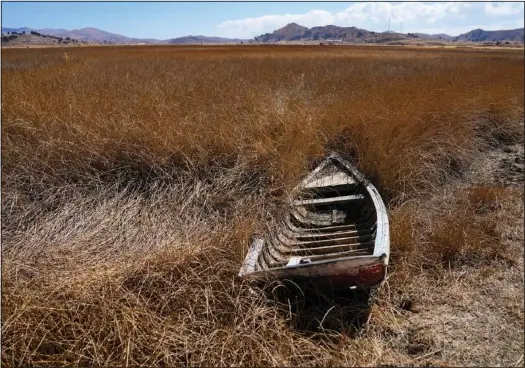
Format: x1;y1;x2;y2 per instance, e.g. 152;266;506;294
2;45;523;366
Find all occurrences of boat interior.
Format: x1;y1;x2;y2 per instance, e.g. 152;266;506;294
255;160;378;272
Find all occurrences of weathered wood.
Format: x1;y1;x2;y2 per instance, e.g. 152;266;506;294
292;194;365;206
239;153;390;290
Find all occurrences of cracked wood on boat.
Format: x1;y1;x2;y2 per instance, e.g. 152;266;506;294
239;153;390;290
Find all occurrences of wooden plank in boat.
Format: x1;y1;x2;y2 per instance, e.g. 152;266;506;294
303;171;356;189
293;194;365;206
276;234;374;248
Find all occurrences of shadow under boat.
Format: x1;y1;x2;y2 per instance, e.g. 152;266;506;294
239;153;390;332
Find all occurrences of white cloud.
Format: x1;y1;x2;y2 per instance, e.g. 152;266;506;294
484;2;524;16
335;2;471;24
216;2;475;38
418;21;522;37
217;10;334;37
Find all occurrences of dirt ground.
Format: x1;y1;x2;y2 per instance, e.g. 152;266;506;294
393;142;524;366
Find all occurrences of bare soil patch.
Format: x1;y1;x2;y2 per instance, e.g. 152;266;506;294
395;141;524;366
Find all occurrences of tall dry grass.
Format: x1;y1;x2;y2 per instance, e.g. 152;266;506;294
2;45;523;366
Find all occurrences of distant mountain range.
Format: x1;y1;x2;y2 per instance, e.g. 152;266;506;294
168;35;245;44
2;24;524;45
454;28;524;42
255;23;380;43
414;33;455;41
255;23;524;44
1;26;245;44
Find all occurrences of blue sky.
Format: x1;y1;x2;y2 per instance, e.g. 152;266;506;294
2;2;524;39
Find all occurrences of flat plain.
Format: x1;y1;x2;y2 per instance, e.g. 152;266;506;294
2;45;524;366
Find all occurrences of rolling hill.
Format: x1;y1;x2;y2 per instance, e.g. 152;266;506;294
3;24;524;46
255;23;525;44
2;26;156;43
1;27;243;44
454;28;524;42
415;33;454;41
255;22;381;43
167;35;245;44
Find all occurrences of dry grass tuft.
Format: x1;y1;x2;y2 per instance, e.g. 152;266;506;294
465;185;509;213
429;209;502;268
2;45;523;366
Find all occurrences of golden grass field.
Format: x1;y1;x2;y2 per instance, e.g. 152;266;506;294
2;45;524;366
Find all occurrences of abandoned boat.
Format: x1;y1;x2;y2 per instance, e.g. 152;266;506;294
239;153;390;291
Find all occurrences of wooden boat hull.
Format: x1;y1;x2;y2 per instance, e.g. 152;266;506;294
239;153;390;290
246;254;387;291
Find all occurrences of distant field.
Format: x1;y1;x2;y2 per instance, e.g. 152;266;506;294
2;45;524;366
